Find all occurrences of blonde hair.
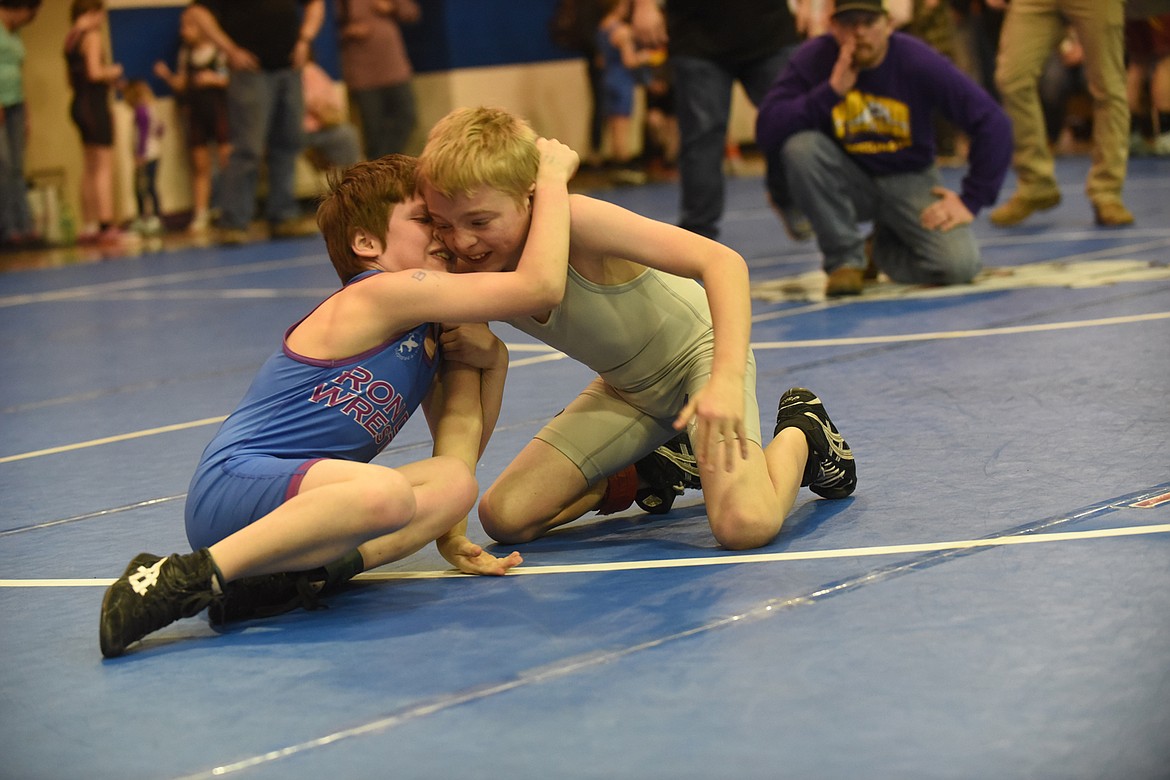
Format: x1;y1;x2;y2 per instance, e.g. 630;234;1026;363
417;106;540;206
123;80;153;107
316;155;419;283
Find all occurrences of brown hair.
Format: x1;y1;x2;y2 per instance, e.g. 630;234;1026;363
417;106;539;208
316;155;420;283
70;0;103;20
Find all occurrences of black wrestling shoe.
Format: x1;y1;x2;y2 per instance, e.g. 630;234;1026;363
774;387;857;499
99;549;218;658
208;550;365;625
208;571;323;626
634;433;703;514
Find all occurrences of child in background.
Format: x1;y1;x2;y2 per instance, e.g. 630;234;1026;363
1126;12;1170;156
124;79;164;236
65;0;124;245
596;0;651;185
640;47;678;179
154;4;230;234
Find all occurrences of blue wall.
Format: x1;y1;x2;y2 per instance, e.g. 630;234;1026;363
110;0;576;96
405;0;571;72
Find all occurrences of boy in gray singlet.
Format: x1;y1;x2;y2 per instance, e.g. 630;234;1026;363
419;107;857;551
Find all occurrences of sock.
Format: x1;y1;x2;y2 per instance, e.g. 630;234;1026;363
596;465;638;515
774;420;820;487
205;551;225;595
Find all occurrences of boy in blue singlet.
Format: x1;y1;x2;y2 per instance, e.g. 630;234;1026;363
99;142;578;658
418;107;857;553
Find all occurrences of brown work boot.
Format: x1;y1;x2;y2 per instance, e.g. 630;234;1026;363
825;266;864;297
216;227;251;246
270;217;319;239
989;192;1062;227
1092;200;1134;227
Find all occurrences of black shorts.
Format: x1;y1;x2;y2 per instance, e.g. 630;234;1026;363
70;88;113;147
185;88;230;147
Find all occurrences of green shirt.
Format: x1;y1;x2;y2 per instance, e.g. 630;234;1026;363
0;24;25;107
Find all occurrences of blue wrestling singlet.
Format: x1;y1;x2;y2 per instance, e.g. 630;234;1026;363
184;270;440;548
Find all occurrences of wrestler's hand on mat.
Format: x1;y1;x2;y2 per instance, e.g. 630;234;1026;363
675;372;749;474
438;534;523;576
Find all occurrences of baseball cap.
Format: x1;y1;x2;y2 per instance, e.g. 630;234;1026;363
831;0;886;17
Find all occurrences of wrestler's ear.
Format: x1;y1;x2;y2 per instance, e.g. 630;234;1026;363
351;228;382;258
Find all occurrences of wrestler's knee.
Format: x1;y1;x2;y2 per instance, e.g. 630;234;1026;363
781;130;824;160
477;484;542;545
707;502;780;551
353;470;418;534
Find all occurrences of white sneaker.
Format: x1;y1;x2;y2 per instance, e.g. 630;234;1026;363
188;211;211;233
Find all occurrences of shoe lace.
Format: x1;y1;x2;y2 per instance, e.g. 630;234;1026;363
136;571;213;633
654;440;702;490
222;572;325;621
814;458;851;489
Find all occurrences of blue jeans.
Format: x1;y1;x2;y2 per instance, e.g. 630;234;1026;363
218;68;305;230
306;123;362;169
671;48;793;239
350;82;417;160
0;102;33;240
781;131;980;285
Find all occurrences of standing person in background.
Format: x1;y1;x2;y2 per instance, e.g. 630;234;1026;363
336;0;419;160
597;0;652;185
989;0;1133;228
124;79;165;237
1038;26;1089;153
187;0;324;245
958;0;1005;102
1125;12;1170;156
641;49;679;178
549;0;606;169
64;0;124;246
632;0;808;242
898;0;964;162
154;4;231;235
0;0;41;250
